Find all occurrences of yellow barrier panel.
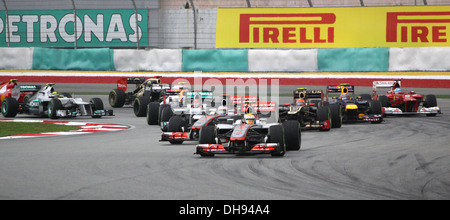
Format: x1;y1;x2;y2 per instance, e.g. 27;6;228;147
216;6;450;48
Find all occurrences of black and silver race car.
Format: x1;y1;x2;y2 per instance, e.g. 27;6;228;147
195;112;301;157
1;82;113;119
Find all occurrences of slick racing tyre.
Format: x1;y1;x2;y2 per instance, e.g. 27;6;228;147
282;120;301;151
198;126;216;157
109;89;126;108
199;126;216;145
329;104;342;128
378;95;390;107
1;98;19;118
268;125;286;157
90;98;104;118
48;98;63;119
167;116;186;144
134;97;150;117
369;100;383;124
317;106;331;131
146;102;160;125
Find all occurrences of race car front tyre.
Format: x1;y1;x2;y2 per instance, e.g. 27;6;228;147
91;98;104;118
198;126;216;157
282;120;301;151
160;105;174;124
424;95;438;116
329;104;342;128
134;97;150;117
1;98;19;118
146;102;160;125
48;99;63;119
167;116;185;144
424;95;437;108
369;100;383;123
199;126;216;145
268;125;286;157
109;89;126;108
317;106;331;131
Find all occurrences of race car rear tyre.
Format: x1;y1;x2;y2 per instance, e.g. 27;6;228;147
134;97;150;117
282;120;301;151
146;102;160;125
269;125;285;156
1;98;19;118
329;104;342;128
90;98;104;118
199;126;216;144
378;95;390;107
317;106;331;131
167;116;185;144
424;95;437;108
109;89;126;108
48;98;63;119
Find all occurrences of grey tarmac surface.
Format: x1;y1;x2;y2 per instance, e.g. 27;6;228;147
0;84;449;200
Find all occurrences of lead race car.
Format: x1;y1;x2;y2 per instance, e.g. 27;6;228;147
195;114;301;157
194;100;301;157
1;80;113;119
372;80;441;116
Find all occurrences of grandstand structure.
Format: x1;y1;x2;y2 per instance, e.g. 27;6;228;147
1;0;449;49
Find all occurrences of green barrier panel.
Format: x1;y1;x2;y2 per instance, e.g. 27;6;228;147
318;47;389;72
32;48;114;71
182;49;248;72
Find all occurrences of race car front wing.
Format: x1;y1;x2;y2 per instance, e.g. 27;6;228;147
383;106;441;115
195;143;279;155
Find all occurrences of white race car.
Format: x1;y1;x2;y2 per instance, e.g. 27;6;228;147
1;82;113;119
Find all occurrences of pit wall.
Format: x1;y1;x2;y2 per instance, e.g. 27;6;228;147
3;47;450;72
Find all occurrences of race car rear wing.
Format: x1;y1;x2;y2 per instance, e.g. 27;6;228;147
327;84;355;93
372;80;401;96
293;89;323;99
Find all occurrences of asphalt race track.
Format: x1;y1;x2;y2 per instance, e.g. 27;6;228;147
0;84;449;200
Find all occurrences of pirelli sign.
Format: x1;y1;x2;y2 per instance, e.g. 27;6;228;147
216;6;450;48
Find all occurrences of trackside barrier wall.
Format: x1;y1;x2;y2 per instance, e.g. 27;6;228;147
248;49;318;72
182;49;249;72
317;47;390;72
0;48;33;70
114;49;182;72
389;47;450;72
32;48;114;71
2;47;450;72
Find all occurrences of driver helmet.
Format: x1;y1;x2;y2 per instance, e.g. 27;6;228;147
218;106;227;115
295;99;305;106
394;88;402;94
244;114;256;125
340;94;350;100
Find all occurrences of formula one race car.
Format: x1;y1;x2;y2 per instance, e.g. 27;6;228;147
326;84;383;124
279;88;339;131
109;77;173;117
160;93;234;144
372;80;441;116
195;113;301;157
160;95;276;145
1;80;113;119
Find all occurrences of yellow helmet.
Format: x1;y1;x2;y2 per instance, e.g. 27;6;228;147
244;114;256;124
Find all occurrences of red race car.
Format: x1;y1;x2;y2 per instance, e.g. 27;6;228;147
372;80;441;116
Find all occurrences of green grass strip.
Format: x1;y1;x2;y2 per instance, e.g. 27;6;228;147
0;122;79;137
